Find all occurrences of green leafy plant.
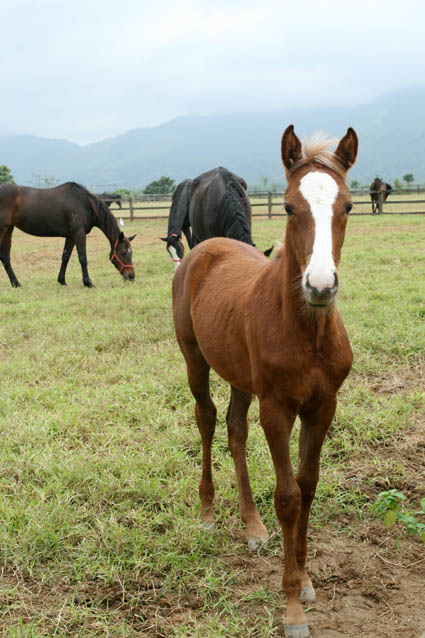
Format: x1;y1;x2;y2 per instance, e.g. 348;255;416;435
0;164;15;184
371;489;425;540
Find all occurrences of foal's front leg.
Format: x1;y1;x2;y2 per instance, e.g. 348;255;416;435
296;398;337;604
259;397;308;637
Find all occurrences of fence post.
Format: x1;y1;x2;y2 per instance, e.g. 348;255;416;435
267;192;272;218
378;191;383;214
129;197;134;222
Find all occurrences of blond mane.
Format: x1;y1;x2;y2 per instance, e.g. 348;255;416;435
288;132;346;178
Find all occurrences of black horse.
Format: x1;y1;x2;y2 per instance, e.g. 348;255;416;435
99;192;123;209
162;167;266;269
0;182;135;287
370;177;392;213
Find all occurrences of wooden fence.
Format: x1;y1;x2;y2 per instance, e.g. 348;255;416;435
101;189;425;222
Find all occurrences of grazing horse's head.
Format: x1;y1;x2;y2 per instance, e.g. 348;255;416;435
281;125;358;308
161;233;185;270
110;231;136;281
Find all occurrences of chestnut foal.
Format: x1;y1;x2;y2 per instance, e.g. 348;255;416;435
173;125;358;638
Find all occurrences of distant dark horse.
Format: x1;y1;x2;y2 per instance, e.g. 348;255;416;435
370;177;392;213
0;182;135;287
99;192;123;209
161;167;268;269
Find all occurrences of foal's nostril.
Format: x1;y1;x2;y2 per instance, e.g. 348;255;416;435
306;272;338;294
304;272;338;306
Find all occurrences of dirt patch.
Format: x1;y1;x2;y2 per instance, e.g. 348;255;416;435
221;520;425;638
368;364;425;395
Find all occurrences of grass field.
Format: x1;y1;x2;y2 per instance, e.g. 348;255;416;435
0;215;424;637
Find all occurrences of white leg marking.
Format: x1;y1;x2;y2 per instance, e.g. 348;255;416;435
168;246;181;270
299;172;338;291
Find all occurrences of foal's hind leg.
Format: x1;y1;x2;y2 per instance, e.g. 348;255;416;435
0;226;20;287
57;237;75;285
186;347;217;528
226;386;268;550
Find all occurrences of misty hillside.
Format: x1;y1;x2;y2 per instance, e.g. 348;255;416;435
2;87;425;189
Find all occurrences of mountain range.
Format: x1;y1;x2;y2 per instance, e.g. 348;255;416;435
2;86;425;190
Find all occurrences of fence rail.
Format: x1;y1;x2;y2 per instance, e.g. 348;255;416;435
102;189;425;222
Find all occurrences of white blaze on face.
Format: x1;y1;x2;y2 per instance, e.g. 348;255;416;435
168;245;181;271
299;172;338;291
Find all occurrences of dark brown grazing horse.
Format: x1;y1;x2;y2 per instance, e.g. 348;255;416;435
0;182;135;287
173;126;358;638
370;177;392;213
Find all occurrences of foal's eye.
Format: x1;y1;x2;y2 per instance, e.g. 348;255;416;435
345;203;353;214
284;204;294;216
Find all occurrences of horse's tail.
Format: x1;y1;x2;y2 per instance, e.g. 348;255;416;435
168;179;193;237
216;174;254;245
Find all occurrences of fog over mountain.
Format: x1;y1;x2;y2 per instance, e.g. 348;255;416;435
2;87;425;190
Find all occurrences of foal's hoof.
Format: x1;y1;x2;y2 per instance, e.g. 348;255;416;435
283;623;310;638
300;584;316;603
247;535;268;552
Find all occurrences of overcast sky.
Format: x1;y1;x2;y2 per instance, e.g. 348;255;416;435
1;0;424;145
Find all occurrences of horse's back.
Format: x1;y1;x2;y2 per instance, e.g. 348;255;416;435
2;184;91;237
174;237;267;296
189;168;252;244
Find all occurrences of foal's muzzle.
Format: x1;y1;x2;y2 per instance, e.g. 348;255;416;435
304;273;338;307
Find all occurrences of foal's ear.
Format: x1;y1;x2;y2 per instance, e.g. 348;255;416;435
335;127;358;172
160;237;168;242
281;124;303;171
128;234;136;242
119;231;124;241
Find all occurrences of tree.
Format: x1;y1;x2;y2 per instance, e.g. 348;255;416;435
0;165;15;184
31;173;60;188
114;188;133;198
393;178;402;190
403;173;414;186
350;179;360;189
144;176;175;194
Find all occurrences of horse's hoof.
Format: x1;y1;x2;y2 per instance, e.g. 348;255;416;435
202;521;215;531
247;535;268;552
283;623;310;638
300;584;316;603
